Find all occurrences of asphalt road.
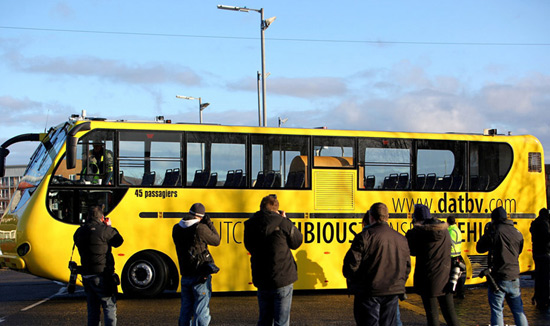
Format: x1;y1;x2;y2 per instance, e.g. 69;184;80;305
1;268;550;325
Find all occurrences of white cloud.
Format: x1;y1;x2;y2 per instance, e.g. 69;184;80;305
6;53;202;86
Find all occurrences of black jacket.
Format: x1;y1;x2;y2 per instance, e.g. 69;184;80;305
343;221;411;296
406;219;451;297
74;219;124;275
172;217;220;277
244;209;303;290
477;218;523;281
530;211;550;256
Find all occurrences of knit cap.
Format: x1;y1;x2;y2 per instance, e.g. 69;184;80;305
413;204;432;222
189;203;206;218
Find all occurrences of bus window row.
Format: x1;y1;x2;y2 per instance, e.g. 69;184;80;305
363;173;494;191
50;130;513;193
118;167;306;189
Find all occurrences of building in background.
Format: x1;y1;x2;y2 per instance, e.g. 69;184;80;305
0;165;25;215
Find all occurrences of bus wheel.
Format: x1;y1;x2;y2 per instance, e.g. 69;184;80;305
121;251;168;297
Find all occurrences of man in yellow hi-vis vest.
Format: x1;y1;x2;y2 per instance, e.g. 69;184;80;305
84;142;113;185
448;216;466;299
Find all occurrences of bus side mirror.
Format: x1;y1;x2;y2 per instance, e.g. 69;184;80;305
66;136;78;170
0;147;9;178
66;122;91;170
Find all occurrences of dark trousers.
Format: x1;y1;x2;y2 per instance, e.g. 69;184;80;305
420;293;459;326
534;254;550;308
354;294;398;326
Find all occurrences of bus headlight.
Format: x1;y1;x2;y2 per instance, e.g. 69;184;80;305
17;243;30;257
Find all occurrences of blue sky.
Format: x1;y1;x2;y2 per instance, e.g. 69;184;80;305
1;0;549;164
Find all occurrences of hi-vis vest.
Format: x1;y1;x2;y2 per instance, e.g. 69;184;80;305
448;224;462;257
84;151;113;184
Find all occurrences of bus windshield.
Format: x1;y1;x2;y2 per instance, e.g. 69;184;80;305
9;123;69;212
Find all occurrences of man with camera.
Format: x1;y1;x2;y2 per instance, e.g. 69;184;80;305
244;195;303;326
172;203;220;326
73;205;124;326
343;203;411;326
476;206;528;326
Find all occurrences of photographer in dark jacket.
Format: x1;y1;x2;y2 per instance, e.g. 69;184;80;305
343;203;411;326
477;206;528;326
244;195;303;326
406;204;459;326
173;203;220;326
530;208;550;310
74;205;124;326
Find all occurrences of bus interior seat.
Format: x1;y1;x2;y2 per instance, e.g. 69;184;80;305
416;174;426;190
365;175;375;189
396;173;409;189
383;173;398;189
470;175;479;190
231;169;245;187
286;171;305;188
207;172;218;187
254;171;265;188
192;169;210;187
450;175;463;191
141;171;156;186
425;173;437;190
478;175;490;191
162;168;181;186
264;170;281;188
435;174;452;190
224;170;235;187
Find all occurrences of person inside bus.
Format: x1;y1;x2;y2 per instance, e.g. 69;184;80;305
343;204;410;326
172;203;220;326
406;204;460;326
73;205;124;326
244;195;303;326
477;206;528;326
530;208;550;310
83;142;113;185
447;216;466;299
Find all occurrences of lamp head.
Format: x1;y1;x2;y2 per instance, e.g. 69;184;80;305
264;16;277;29
218;5;250;12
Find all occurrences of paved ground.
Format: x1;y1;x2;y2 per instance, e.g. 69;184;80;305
1;268;550;325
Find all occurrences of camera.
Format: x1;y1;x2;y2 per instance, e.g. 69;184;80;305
449;261;466;292
67;261;81;294
479;268;500;292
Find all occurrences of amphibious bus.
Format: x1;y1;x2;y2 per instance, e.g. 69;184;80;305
0;113;545;296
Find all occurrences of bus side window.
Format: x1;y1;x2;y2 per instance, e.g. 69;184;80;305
252;135;310;189
359;138;412;190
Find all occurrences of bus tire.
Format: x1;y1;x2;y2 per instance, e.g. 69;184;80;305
121;251;168;298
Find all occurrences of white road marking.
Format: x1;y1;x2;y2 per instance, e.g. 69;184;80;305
20;286;67;312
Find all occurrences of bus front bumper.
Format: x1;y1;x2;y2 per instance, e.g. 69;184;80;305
0;254;26;270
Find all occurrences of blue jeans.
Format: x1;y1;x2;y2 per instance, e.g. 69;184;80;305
353;294;399;326
257;284;294;326
82;274;117;326
488;278;528;326
179;275;212;326
396;304;402;326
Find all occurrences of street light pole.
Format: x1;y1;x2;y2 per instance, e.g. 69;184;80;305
257;71;262;126
218;4;275;127
176;95;210;124
259;7;267;127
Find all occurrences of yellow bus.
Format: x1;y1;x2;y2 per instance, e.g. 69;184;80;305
0;113;546;297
